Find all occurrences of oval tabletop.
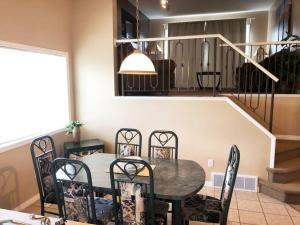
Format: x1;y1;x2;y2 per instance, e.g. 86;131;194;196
61;153;206;201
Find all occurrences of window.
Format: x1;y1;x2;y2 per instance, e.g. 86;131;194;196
163;23;168;59
245;19;252;58
0;43;70;146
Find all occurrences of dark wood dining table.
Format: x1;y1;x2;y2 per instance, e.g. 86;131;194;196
57;153;206;225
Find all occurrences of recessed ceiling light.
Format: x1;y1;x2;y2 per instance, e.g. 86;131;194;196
161;0;169;9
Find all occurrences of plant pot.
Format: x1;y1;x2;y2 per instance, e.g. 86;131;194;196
73;126;81;143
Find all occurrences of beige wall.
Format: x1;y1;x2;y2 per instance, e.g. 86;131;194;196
268;0;300;41
149;11;269;43
72;0;273;183
0;0;73;210
0;0;277;210
273;96;300;135
0;0;72;51
232;95;300;136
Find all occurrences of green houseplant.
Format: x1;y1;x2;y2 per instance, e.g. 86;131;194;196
66;120;83;142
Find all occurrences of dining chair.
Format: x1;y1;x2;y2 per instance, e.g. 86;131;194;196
182;145;240;225
30;135;58;216
148;130;178;159
110;158;169;225
52;158;113;224
115;128;142;156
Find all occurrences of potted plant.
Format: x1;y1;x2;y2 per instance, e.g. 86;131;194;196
66;120;83;142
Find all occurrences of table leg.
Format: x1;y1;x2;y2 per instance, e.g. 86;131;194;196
172;200;183;225
64;149;69;158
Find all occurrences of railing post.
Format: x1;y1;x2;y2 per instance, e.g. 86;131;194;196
269;81;275;132
213;38;217;97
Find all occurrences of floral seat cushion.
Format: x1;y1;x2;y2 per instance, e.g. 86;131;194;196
63;183;113;223
153;147;172;159
42;175;57;203
120;144;136;156
183;194;222;223
120;182;169;225
39;157;57;204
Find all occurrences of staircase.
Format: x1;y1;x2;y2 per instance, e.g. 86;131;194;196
229;95;300;204
259;139;300;204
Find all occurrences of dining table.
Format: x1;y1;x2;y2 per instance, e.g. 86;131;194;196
57;153;206;225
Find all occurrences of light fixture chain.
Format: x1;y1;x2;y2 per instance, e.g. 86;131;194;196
136;0;140;49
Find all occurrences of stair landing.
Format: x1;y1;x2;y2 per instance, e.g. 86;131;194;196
260;178;300;204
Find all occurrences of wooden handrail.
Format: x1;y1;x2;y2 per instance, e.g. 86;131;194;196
221;40;300;47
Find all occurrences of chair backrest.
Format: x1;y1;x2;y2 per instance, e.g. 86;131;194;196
110;158;155;225
148;130;178;159
30;135;57;203
115;128;142;156
51;158;99;224
220;145;240;224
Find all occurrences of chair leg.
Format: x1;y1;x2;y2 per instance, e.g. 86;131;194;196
40;200;45;216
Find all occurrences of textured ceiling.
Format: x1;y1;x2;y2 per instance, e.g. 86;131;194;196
128;0;276;19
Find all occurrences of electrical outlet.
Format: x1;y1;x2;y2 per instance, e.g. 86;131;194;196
208;159;214;168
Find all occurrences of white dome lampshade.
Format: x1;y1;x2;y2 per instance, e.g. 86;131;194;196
118;50;157;75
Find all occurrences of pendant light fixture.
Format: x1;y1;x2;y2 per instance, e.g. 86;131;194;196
118;0;157;75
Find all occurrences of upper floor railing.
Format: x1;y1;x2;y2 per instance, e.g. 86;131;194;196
223;40;300;94
115;34;279;131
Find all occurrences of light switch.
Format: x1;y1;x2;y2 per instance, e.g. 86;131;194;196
208;159;214;168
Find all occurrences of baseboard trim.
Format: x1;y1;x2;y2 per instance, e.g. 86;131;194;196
276;135;300;141
205;181;213;187
14;194;39;211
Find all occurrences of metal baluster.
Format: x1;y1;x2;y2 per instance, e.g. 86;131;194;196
231;49;236;91
225;47;229;89
274;44;278;92
175;40;184;92
287;44;292;92
237;54;242;100
269;81;275;132
220;41;224;92
264;44;272;121
168;40;171;92
244;55;248;105
206;40;210;89
213;38;217;97
187;39;191;91
162;40;165;92
280;45;284;92
194;39;197;92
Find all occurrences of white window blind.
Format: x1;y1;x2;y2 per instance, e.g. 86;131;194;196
0;45;70;146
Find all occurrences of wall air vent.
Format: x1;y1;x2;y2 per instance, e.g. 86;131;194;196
212;172;258;192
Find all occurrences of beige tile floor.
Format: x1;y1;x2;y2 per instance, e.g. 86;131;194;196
23;186;300;225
